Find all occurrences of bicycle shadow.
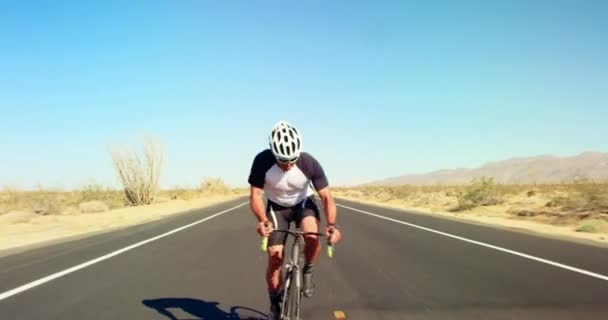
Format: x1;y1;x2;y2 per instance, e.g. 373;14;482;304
142;298;266;320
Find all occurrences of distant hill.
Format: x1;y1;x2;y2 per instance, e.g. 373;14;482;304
370;152;608;185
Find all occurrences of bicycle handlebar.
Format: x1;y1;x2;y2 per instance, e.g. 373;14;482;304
259;229;335;258
271;229;327;237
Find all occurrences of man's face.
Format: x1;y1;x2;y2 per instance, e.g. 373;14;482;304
276;158;297;171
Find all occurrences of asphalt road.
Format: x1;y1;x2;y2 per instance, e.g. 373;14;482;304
1;197;608;319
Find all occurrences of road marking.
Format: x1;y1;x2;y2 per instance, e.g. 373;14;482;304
333;310;346;319
0;202;248;302
338;203;608;282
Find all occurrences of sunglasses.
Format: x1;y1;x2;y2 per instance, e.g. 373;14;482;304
277;157;298;164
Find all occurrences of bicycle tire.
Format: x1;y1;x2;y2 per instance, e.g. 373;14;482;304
283;268;301;320
280;273;291;319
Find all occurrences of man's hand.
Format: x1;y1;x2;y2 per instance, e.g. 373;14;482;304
326;225;342;245
257;221;273;237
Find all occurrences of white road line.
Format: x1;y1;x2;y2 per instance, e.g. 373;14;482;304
0;202;249;302
338;203;608;282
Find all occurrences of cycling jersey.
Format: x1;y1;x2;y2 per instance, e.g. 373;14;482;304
248;149;329;207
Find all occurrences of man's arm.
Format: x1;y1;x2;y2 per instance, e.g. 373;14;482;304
317;187;337;225
250;186;267;222
317;186;341;244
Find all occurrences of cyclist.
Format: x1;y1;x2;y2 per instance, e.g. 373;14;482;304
248;121;342;320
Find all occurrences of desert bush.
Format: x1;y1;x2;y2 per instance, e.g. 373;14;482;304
0;188;20;214
109;137;164;206
31;197;63;215
1;189;62;215
386;186;411;200
573;181;608;211
231;187;249;195
576;219;608;233
165;187;199;200
549;180;608;213
0;210;37;224
22;189;64;215
79;201;110;213
200;177;231;194
456;177;503;211
61;206;81;215
78;183;125;209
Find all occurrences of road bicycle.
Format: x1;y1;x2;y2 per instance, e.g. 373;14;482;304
261;229;334;320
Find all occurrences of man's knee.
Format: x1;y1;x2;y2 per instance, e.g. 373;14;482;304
304;233;319;243
301;216;320;232
268;246;284;268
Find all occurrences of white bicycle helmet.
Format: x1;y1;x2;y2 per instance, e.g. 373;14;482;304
269;121;302;161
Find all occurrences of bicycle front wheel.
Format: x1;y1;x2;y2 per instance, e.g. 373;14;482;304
282;269;301;320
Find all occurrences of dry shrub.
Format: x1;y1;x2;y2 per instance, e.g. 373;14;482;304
0;187;20;214
0;210;37;224
78;183;125;209
576;219;608;233
1;188;64;216
547;180;608;213
109;137;164;206
79;201;110;213
200;177;231;195
23;189;65;215
61;206;81;215
231;187;249;195
455;177;503;211
165;187;199;200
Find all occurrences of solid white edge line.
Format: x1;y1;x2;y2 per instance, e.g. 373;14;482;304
338;203;608;282
0;202;249;301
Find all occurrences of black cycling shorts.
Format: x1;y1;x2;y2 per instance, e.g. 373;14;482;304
266;196;321;247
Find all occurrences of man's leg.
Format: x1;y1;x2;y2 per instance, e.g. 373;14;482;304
267;245;284;293
300;215;321;298
301;216;321;264
266;244;283;320
265;203;291;320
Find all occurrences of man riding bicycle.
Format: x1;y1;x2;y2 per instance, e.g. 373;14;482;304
248;121;342;320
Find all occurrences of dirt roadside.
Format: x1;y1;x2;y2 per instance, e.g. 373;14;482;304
335;194;608;248
0;194;246;255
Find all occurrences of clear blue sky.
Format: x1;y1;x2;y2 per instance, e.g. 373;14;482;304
1;0;607;189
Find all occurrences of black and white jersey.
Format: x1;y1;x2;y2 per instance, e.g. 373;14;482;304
248;149;329;207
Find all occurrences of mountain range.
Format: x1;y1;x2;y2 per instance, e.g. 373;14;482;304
371;152;608;185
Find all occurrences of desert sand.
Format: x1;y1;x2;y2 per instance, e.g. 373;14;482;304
0;195;246;255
